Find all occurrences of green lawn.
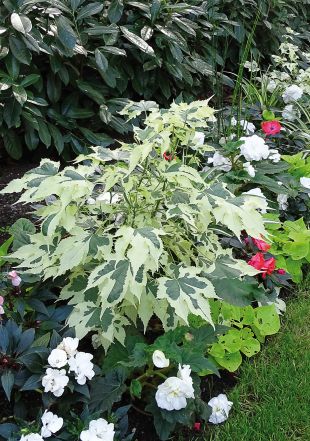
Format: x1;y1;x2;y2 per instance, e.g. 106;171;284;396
179;276;310;441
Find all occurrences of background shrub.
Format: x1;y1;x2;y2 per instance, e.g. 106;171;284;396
0;0;309;160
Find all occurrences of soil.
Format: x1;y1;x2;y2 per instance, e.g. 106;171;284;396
0;161;38;243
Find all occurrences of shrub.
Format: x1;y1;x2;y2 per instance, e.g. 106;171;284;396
0;0;309;159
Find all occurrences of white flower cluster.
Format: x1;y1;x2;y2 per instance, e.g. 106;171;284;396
42;337;95;397
155;363;195;411
19;411;63;441
80;418;115;441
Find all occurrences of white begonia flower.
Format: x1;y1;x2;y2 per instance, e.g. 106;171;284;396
240;135;270;162
267;80;277;93
268;149;281;163
47;349;68;369
208;152;232;172
282;84;303;103
57;337;79;358
231;117;256;135
41;411;63;438
42;368;69;397
277;194;289;210
80;418;115;441
68;352;95;385
243;162;256;177
282;104;299;121
96;192;121;204
192;131;205;146
208;394;233;424
155;364;194;411
300;177;310;190
152;350;170;368
20;434;44;441
242;188;268;213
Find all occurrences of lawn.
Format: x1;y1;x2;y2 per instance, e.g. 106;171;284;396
178;276;310;441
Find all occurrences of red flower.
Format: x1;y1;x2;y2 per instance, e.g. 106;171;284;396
248;253;276;278
263;257;276;277
252;238;271;252
248;252;265;271
163;152;174;161
277;269;286;275
261;120;282;136
193;422;201;432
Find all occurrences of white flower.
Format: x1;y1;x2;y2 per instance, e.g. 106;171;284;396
192;131;205;146
282;104;299;121
208;394;233;424
300;177;310;189
47;349;68;369
282;84;303;103
240;135;269;161
208;152;232;172
87;197;96;205
155;365;194;411
244;60;259;72
57;337;79;357
8;270;22;287
68;352;95;385
277;194;289;210
96;192;121;204
242;188;268;213
80;418;115;441
20;434;44;441
268;149;281;163
243;162;255;177
41;411;63;438
267;80;277;93
231;117;256;135
42;368;69;397
152;350;170;368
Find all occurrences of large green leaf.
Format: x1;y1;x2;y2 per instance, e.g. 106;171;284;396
3;131;23;160
77;2;103;20
56;16;77;49
10;13;32;34
108;0;124;23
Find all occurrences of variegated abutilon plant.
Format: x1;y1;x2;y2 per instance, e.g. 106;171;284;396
1;100;271;353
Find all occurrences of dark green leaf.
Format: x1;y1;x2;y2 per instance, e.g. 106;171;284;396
1;371;15;401
77;2;103;20
95;49;108;72
9;36;31;65
56;16;77;49
3;131;23;160
108;0;124;23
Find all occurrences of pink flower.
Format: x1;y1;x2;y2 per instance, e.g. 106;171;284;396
252;238;271;252
277;269;286;275
0;296;4;315
8;271;22;287
193;422;201;431
163;152;175;161
261;120;282;136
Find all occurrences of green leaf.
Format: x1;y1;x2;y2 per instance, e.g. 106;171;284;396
253;305;280;337
121;26;154;55
56;16;77;49
262;109;276;121
9;35;31;65
10;218;36;251
95;49;109;72
38;121;51;147
13;85;27;105
48;124;64;154
151;0;161;23
3;131;23;160
108;0;124;23
10;13;32;34
20;74;41;87
89;367;127;412
130;379;142;398
20;374;41;391
0;236;13;267
77;2;103;20
1;371;15;401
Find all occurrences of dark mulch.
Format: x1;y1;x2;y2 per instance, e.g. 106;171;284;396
0;161;37;243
